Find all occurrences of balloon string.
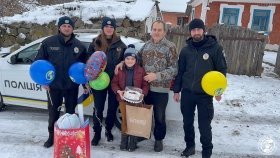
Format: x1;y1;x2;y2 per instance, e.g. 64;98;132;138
88;88;106;127
47;90;53;106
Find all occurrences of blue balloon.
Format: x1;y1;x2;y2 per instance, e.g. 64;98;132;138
68;62;87;84
29;60;55;85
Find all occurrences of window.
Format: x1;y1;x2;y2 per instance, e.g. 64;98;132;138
251;9;270;31
81;42;91;50
16;43;41;64
191;9;195;20
222;8;239;26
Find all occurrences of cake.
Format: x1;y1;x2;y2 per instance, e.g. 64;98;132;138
123;87;143;103
124;90;141;100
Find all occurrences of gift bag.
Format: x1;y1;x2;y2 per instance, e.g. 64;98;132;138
125;103;153;139
54;119;90;158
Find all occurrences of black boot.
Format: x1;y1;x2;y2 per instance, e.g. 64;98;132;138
91;131;101;146
181;146;195;157
120;134;128;151
137;136;146;143
105;130;113;142
128;136;137;152
43;133;54;148
154;140;163;152
202;149;212;158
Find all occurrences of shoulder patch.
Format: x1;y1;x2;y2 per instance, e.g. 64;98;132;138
74;47;79;53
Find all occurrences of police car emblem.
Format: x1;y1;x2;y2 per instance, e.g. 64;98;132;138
74;47;79;53
107;21;112;25
65;20;69;24
203;53;209;60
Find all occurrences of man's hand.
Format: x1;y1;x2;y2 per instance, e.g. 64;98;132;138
117;90;124;100
42;85;50;91
215;95;222;102
173;93;180;102
144;72;157;82
114;61;124;75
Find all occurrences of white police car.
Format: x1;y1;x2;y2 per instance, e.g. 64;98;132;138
0;32;181;129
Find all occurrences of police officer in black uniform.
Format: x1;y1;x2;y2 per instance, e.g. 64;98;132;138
173;19;227;158
35;16;87;148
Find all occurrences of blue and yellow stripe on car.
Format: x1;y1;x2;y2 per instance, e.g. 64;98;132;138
3;93;94;107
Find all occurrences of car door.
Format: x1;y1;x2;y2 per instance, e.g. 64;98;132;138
1;43;48;108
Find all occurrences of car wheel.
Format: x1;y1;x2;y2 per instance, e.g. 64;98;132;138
114;106;122;130
0;92;7;111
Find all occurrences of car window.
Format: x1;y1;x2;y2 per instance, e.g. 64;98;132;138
14;42;90;65
16;43;41;64
81;42;91;50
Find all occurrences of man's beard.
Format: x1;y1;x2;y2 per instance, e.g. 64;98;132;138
192;35;203;42
60;31;72;38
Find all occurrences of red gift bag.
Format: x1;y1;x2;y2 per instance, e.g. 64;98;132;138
54;123;90;158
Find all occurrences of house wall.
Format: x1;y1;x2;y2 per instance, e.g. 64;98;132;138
270;4;280;44
194;3;203;18
204;2;280;44
162;12;187;26
205;2;220;26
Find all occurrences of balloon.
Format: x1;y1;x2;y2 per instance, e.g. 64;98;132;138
85;51;107;81
56;113;81;129
68;62;87;84
29;60;55;85
201;71;227;96
89;72;110;90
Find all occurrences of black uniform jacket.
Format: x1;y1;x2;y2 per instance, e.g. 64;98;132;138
173;35;227;94
35;33;87;89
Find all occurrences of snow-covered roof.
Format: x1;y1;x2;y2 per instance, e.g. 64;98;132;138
158;0;190;13
0;0;155;25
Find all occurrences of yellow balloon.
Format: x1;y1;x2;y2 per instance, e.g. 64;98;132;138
201;71;227;96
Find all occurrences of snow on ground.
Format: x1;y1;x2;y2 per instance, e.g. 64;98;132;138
0;1;279;157
264;51;277;65
0;47;11;55
0;0;155;25
0;51;279;157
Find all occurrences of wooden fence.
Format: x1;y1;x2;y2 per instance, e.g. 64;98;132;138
166;24;267;76
208;24;267;76
166;25;190;54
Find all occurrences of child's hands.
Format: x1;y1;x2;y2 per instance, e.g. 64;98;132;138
117;90;125;100
173;93;180;102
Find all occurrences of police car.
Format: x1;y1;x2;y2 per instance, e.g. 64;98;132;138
0;32;182;129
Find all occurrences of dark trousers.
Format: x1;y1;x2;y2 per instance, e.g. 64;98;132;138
144;91;169;141
180;89;214;155
47;88;79;134
92;85;118;132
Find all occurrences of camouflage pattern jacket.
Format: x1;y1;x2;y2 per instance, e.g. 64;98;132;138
138;37;178;93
